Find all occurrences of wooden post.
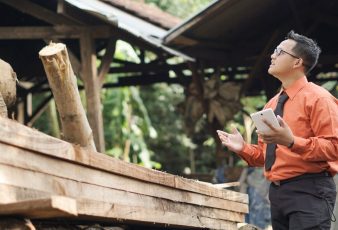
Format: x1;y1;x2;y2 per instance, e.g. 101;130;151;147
80;30;105;152
39;42;96;152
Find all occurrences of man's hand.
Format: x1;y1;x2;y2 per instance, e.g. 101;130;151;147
257;115;294;147
217;128;245;153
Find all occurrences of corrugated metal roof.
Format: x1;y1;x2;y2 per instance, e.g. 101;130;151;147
65;0;194;61
102;0;182;30
65;0;118;25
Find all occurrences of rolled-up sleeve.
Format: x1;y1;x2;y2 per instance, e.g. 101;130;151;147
238;139;265;167
292;97;338;161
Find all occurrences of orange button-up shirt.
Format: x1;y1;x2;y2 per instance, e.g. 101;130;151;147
239;76;338;181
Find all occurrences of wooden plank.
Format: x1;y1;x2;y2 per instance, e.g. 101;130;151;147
0;0;79;25
0;117;248;204
0;184;51;204
0;117;176;188
0;26;111;39
199;181;241;189
77;199;238;230
0;183;244;223
0;196;77;218
0;185;235;229
175;177;244;203
0;147;248;214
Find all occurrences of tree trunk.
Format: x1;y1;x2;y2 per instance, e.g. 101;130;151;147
39;42;96;152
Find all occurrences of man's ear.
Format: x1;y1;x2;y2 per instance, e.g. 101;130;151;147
294;58;303;68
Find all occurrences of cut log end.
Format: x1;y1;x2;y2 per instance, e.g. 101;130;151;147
0;59;16;109
39;43;66;57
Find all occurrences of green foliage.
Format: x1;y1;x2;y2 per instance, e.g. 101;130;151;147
102;40;161;169
103;86;159;169
321;81;337;97
144;0;213;19
241;94;267;114
139;83;192;174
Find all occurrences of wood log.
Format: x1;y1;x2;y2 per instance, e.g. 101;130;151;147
0;59;17;117
0;91;7;117
39;42;96;151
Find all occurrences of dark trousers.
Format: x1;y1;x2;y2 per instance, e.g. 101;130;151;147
269;172;336;230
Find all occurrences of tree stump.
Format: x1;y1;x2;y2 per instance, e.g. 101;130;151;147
39;42;96;152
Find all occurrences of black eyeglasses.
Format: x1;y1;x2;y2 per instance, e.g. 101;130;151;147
274;47;300;59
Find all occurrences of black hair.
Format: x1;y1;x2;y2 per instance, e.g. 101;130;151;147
286;30;321;74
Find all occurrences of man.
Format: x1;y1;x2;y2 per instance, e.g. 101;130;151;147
217;30;338;229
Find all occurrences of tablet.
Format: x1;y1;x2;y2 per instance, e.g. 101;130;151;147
250;108;280;133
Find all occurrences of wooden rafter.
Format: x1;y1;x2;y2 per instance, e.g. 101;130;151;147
0;0;79;25
316;12;338;29
26;94;53;127
0;26;111;39
287;0;305;33
109;62;188;74
240;30;280;98
98;37;117;87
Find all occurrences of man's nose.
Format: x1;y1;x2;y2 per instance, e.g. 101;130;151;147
271;52;276;59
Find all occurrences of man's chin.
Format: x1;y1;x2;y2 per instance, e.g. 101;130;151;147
268;67;274;75
268;67;273;74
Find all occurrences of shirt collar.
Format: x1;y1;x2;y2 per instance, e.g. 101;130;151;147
281;76;308;100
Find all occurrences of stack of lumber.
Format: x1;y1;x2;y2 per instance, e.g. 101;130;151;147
0;117;248;229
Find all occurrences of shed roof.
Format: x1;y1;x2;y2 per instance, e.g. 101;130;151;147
101;0;182;30
0;0;193;84
162;0;338;96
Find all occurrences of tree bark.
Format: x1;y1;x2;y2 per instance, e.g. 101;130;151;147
39;42;96;151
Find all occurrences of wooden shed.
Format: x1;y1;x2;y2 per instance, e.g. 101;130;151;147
0;0;193;153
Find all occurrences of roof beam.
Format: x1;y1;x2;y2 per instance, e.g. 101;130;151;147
0;0;79;25
287;0;305;33
98;37;117;87
57;0;104;25
163;0;235;44
316;12;338;29
109;62;188;74
0;26;111;39
241;30;280;98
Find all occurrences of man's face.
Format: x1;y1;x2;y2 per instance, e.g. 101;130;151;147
268;39;300;77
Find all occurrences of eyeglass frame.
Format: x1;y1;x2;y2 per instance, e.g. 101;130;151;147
274;47;300;59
